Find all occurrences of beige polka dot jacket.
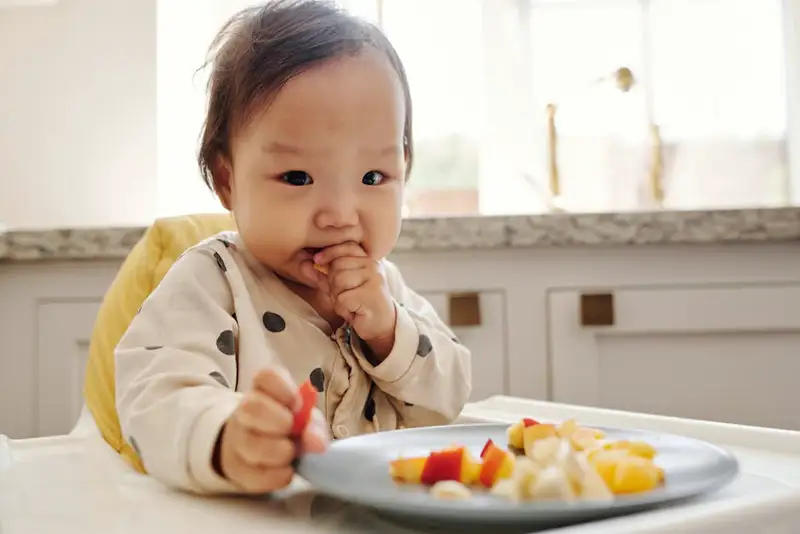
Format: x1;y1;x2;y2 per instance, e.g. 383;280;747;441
114;232;472;494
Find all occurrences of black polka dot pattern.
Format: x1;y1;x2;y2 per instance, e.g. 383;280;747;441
364;395;376;422
209;371;229;388
263;311;286;333
310;367;325;392
404;402;414;407
452;337;460;344
231;312;237;323
145;345;163;351
213;252;226;272
129;436;142;459
216;330;236;355
216;238;231;248
416;334;433;357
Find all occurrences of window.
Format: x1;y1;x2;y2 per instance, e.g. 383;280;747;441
157;0;800;218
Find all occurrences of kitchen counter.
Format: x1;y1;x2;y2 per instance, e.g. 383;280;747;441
1;207;800;263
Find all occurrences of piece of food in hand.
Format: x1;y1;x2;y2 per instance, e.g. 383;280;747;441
313;263;328;275
430;480;472;500
290;380;318;437
479;440;515;488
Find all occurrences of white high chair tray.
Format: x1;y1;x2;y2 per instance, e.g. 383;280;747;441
455;396;800;533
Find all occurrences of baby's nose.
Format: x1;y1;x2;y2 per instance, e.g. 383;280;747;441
314;193;359;229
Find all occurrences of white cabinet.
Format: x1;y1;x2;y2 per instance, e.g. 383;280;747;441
0;261;120;438
549;283;800;430
37;301;101;436
419;290;508;402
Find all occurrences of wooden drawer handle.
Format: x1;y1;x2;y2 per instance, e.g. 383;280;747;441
580;292;615;327
449;292;481;327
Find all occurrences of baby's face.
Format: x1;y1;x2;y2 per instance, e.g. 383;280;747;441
220;49;407;287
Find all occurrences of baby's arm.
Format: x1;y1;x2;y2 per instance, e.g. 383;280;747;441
349;261;472;427
115;244;242;494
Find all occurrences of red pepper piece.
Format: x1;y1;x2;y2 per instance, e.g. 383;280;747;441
480;438;494;459
290;380;318;437
523;417;539;427
420;447;465;485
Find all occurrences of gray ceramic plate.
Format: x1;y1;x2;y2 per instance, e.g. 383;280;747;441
297;423;739;529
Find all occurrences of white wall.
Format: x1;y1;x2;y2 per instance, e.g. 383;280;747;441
0;0;157;230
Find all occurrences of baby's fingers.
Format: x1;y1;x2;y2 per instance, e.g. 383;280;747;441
235;391;294;435
228;462;295;494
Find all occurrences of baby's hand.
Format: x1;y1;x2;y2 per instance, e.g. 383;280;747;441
218;369;329;493
313;242;397;358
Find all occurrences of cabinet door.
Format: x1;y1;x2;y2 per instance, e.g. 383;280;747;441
548;283;800;430
37;301;101;436
419;290;507;402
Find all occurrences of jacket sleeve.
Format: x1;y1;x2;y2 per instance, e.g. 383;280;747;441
348;260;472;427
115;243;243;494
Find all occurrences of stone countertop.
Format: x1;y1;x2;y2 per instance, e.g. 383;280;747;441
1;207;800;263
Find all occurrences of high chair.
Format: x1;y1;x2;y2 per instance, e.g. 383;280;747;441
82;213;236;473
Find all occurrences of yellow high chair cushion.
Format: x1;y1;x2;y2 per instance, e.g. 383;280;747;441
83;213;236;473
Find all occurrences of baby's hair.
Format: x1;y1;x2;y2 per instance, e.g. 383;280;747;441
197;0;414;193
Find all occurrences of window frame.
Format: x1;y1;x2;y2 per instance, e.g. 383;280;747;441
372;0;800;207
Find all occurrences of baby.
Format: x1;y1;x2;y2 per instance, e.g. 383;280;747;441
115;0;472;495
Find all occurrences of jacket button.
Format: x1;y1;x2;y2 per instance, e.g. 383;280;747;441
335;425;350;438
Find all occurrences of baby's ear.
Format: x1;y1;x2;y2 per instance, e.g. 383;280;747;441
212;155;234;210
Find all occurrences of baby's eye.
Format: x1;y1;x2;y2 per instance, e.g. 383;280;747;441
362;171;385;186
281;170;313;186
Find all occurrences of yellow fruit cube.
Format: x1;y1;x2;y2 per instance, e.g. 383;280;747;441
611;456;661;494
507;421;525;450
557;419;579;438
604;440;657;460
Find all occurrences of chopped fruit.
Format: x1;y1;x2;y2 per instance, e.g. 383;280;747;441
570;428;602;451
557;419;579;438
523;424;558;457
611;456;661;494
479;441;515;488
507;421;525;450
604;440;657;459
430;480;472;500
460;449;482;485
528;436;563;467
480;438;495;459
290;380;318;437
421;448;465;486
390;457;427;484
390;416;665;503
530;465;577;501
